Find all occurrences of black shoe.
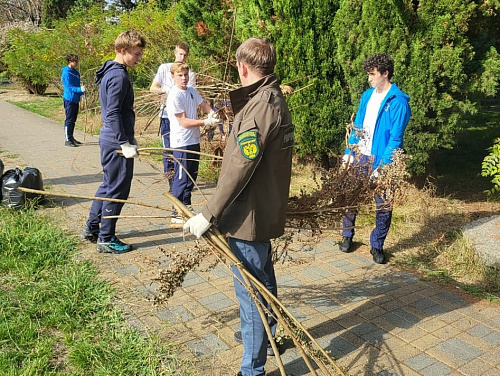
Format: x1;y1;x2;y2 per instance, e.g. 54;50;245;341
234;331;276;356
236;373;243;376
81;227;98;243
339;236;352;252
370;247;385;264
65;140;77;147
71;138;82;145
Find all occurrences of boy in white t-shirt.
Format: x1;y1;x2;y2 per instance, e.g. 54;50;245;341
167;62;219;222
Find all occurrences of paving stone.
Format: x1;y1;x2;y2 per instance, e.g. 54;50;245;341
299;266;333;280
304;295;342;314
436;338;483;362
467;323;493;338
459;357;498;375
113;263;140;276
329;259;358;272
434;291;467;308
181;271;206;287
482;331;500;346
405;353;437;370
420;361;451;376
198;293;235;311
376;371;400;376
157;305;194;323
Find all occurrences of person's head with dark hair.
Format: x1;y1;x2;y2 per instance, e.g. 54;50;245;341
236;37;276;78
174;42;190;63
363;53;394;80
66;54;79;64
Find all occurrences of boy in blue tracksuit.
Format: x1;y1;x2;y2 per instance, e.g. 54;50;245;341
61;54;85;147
81;30;146;254
339;53;411;264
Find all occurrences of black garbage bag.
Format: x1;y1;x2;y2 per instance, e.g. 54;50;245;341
1;167;44;209
0;158;3;201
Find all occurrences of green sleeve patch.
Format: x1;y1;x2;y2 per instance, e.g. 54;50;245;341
237;130;260;160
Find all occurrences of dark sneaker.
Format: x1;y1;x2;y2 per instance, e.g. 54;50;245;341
370;247;385;264
71;138;83;145
339;236;352;253
81;227;98;243
65;140;77;147
96;236;132;254
234;331;276;356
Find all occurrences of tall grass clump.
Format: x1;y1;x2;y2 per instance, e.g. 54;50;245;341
0;207;192;375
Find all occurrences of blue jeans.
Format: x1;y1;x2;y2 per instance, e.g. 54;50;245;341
341;154;392;250
229;238;277;376
63;99;79;141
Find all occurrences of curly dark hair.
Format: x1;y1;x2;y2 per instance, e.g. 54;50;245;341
65;54;79;63
363;53;394;79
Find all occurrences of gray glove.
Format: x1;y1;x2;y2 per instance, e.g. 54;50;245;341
121;142;138;158
80;85;86;93
183;213;211;238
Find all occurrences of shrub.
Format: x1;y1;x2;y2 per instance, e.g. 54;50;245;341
482;138;500;197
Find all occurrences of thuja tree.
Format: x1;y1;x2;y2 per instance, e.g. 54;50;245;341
333;0;500;174
233;0;350;166
176;0;238;82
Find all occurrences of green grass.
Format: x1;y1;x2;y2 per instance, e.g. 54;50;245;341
0;207;192;375
7;97;64;123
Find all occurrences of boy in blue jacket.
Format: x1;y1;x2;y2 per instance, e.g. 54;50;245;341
339;53;411;264
81;30;146;253
61;54;85;147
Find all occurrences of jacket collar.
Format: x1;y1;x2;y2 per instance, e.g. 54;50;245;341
229;74;278;116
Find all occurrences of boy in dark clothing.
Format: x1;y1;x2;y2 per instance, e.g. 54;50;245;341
61;54;85;147
81;30;146;253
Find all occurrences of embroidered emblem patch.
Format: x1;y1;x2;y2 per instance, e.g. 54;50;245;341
237;130;259;160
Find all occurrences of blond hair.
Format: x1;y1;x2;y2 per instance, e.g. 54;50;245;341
114;30;146;52
170;62;189;75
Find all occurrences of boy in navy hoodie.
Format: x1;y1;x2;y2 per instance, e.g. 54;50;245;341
61;54;85;147
81;30;146;253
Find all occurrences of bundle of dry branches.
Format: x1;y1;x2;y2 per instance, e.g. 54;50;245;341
286;148;410;231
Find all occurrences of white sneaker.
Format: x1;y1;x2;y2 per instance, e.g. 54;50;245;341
171;216;183;224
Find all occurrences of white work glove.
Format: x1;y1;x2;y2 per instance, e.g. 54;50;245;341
80;85;86;93
341;154;354;168
120;142;138;158
369;167;379;183
203;111;221;127
183;213;211;238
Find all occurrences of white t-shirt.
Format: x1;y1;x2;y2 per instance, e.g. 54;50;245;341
167;86;203;148
358;87;390;156
154;63;196;117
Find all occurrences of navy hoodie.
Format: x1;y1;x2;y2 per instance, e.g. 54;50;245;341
95;60;135;146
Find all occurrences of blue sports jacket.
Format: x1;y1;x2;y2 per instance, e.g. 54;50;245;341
95;60;135;146
61;66;84;103
345;83;411;167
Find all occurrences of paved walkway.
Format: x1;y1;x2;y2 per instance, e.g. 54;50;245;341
2;99;500;376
